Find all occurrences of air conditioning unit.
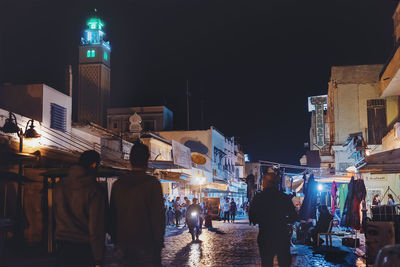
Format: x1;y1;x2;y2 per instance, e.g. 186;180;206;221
394;122;400;139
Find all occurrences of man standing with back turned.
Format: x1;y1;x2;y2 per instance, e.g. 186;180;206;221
110;142;165;267
250;173;297;267
54;150;105;267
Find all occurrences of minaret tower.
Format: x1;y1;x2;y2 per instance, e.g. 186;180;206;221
77;15;111;126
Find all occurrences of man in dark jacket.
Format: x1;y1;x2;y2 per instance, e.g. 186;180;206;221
54;150;105;267
110;142;165;267
250;173;297;267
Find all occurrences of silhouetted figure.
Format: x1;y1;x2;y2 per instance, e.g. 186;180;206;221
174;196;182;227
222;198;230;223
372;194;381;206
110;142;165;267
306;205;333;245
54;150;105;267
250;173;297;267
186;198;203;241
229;198;237;223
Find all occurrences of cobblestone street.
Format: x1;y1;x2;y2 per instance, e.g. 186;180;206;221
5;219;366;267
161;220;366;267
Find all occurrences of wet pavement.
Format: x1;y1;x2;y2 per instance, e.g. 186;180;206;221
4;219;366;266
161;219;366;267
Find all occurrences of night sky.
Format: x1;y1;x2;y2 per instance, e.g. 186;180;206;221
0;0;398;164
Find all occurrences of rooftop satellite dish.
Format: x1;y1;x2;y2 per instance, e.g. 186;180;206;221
191;152;206;165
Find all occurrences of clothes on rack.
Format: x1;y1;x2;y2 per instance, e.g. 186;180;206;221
339;184;348;217
299;174;318;220
352;179;366;230
331;181;337;215
341;176;355;227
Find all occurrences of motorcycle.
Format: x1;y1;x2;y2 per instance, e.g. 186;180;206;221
187;210;201;241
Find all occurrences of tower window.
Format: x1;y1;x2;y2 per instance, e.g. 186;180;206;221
86;49;96;58
104;52;108;60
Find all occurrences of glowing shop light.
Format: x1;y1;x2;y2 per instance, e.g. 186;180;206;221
317;184;323;191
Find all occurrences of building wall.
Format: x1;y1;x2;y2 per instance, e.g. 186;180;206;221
77;64;110;127
329;65;382;145
0;84;44;122
158;129;213;172
141;137;172;161
107;106;173;133
42;84;72;132
382;124;400;151
158;127;236;182
332;146;355;173
363;173;400;208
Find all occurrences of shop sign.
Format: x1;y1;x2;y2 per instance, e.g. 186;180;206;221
172;140;192;169
311;96;327;148
366;174;387;181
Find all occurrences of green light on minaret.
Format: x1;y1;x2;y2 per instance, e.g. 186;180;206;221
87;18;104;30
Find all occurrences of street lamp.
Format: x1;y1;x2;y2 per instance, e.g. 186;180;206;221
0;112;41;152
0;112;40;242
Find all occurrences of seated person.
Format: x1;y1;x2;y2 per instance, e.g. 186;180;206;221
372;194;381;206
306;205;333;245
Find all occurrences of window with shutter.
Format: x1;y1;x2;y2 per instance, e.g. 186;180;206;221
50;103;67;132
367;99;386;144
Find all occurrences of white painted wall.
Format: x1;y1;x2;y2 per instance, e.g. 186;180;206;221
42;84;72;133
363;173;400;207
158;129;213;172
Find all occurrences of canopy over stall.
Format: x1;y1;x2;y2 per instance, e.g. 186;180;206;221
357;148;400;174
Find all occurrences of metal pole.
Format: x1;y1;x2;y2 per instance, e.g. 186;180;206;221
186;80;190;130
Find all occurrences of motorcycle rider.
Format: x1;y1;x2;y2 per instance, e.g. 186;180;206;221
186;198;203;241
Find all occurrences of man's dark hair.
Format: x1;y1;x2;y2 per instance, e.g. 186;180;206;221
129;142;150;167
79;150;100;169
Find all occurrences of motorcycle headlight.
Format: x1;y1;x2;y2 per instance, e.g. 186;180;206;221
191;212;197;217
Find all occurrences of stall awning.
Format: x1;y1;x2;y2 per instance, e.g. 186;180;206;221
357;148;400;174
157;171;190;183
148;160;188;170
40;166;129;178
203;188;245;195
204;182;228;191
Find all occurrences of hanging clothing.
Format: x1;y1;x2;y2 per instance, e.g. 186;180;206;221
352;179;367;230
299;174;318;220
331;181;337;215
341;177;355;227
339;184;348;217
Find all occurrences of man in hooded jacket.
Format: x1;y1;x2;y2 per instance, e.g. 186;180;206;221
250;173;297;267
54;150;105;267
110;142;165;267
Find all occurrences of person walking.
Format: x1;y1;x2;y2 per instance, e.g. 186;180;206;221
250;173;298;267
54;150;105;267
174;197;182;227
167;207;175;226
229;198;237;223
222;198;230;223
182;196;191;227
110;142;165;267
